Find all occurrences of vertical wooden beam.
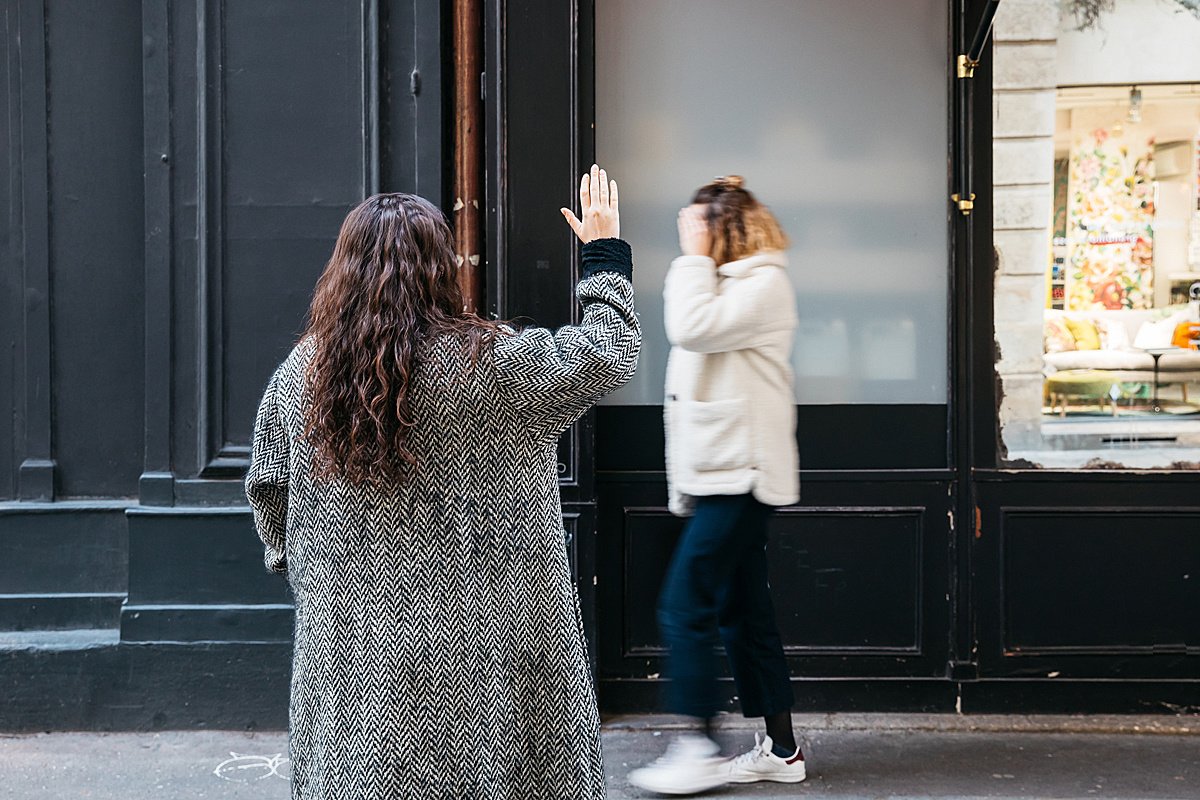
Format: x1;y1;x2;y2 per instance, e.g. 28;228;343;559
139;0;175;506
482;0;505;320
362;0;381;197
453;0;483;313
16;0;55;500
195;0;225;476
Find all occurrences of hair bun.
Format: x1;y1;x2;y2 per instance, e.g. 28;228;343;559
714;175;745;190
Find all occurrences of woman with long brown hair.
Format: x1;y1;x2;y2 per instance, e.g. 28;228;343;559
246;166;638;799
629;176;803;795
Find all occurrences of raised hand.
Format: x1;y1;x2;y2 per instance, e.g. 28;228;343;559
677;205;710;257
561;164;620;243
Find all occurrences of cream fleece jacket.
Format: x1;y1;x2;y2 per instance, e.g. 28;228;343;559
663;251;799;516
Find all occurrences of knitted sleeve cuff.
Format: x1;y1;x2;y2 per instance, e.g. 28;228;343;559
581;238;633;281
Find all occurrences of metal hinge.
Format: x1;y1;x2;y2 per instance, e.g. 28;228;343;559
956;53;979;79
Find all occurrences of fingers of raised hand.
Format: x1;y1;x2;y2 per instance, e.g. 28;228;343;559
598;168;609;206
589;164;600;208
561;208;583;239
609;180;618;211
580;172;591;212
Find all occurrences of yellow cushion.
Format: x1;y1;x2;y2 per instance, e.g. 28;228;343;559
1044;317;1076;353
1065;317;1101;350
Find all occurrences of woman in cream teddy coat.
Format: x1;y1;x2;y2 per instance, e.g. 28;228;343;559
629;176;803;796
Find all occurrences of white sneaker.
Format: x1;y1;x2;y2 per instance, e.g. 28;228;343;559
627;734;728;795
725;733;807;784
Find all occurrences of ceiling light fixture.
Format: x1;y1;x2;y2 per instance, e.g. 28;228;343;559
1127;85;1143;123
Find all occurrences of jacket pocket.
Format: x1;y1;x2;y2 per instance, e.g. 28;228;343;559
680;398;750;473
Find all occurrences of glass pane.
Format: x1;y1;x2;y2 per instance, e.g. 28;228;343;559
595;0;949;405
993;0;1200;469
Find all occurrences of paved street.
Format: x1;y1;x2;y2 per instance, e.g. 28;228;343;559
1;715;1197;799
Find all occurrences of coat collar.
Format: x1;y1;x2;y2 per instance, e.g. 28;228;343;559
717;250;788;278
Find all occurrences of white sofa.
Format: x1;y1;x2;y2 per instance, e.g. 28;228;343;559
1043;307;1200;383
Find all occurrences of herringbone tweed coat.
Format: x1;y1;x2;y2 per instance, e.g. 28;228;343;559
246;240;639;800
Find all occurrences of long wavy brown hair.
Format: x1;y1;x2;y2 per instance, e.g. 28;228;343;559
692;175;789;265
301;193;500;486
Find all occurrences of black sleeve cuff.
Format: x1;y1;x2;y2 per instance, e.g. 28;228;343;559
581;237;633;281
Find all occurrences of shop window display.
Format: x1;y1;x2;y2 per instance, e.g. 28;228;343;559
992;0;1200;469
1001;85;1200;467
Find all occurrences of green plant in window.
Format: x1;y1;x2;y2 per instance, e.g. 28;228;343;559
1065;0;1200;31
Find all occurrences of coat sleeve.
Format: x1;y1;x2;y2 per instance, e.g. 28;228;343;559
245;368;289;574
494;238;641;441
664;255;793;353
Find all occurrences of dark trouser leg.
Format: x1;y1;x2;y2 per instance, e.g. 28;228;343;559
716;498;794;735
657;495;752;720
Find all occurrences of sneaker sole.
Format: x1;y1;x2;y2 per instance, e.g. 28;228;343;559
628;773;729;795
727;772;807;784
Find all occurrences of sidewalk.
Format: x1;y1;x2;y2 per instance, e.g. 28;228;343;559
1;715;1197;799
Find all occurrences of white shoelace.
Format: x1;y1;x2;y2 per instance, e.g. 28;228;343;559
730;733;773;771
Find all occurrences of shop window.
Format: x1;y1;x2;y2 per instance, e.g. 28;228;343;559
993;0;1200;469
595;0;948;405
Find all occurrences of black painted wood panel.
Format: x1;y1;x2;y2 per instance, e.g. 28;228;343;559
125;509;289;607
0;4;16;499
46;0;145;498
143;0;410;488
486;0;595;498
204;1;373;471
975;475;1200;679
382;0;450;205
491;0;582;331
1001;509;1200;653
12;0;53;500
597;478;952;701
619;506;924;656
0;507;128;596
597;405;949;473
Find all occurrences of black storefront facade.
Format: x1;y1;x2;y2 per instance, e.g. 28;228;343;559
2;0;1197;731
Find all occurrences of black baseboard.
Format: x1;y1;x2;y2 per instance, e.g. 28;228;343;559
0;639;290;732
0;593;124;631
119;603;294;643
599;678;958;715
599;678;1200;716
961;680;1200;714
5;639;1196;731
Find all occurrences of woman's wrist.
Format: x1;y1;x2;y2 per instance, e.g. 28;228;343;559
582;238;632;281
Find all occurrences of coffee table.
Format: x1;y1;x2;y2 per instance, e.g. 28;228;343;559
1141;347;1183;413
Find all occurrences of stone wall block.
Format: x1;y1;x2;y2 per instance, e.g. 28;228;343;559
995;274;1047;326
994;138;1056;185
993;43;1057;90
994;185;1053;231
997;321;1047;375
993;90;1057;138
998;373;1047;453
993;0;1061;42
995;228;1053;276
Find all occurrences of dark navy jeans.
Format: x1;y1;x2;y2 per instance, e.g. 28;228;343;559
657;493;794;720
